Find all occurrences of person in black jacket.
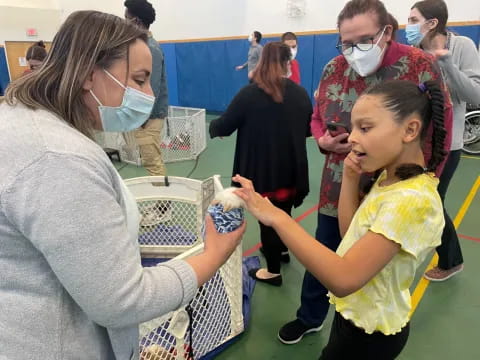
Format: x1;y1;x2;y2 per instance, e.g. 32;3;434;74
210;42;312;286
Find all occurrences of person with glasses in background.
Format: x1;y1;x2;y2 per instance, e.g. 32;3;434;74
406;0;480;282
277;0;453;347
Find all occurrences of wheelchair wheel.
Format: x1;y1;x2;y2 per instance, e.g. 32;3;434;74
463;110;480;155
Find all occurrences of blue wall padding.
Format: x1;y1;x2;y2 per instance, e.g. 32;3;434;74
172;24;479;112
0;47;10;96
160;43;179;106
176;39;255;111
311;33;341;97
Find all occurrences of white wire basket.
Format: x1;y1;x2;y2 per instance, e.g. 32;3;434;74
94;106;207;166
124;175;244;359
162;106;207;164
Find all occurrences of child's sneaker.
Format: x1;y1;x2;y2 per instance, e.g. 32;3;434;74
424;264;464;282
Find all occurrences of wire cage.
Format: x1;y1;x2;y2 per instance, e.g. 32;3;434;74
124;175;244;359
94;106;207;166
162;107;207;164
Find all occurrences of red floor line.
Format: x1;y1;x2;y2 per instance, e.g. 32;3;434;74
242;203;320;257
459;233;480;243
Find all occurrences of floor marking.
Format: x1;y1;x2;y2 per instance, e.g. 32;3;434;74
410;176;480;316
459;233;480;243
461;155;480;161
242;204;319;257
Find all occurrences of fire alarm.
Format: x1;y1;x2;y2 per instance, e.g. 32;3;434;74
26;28;38;37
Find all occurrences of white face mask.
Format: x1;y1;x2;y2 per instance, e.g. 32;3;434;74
248;33;254;42
290;47;298;60
343;27;387;77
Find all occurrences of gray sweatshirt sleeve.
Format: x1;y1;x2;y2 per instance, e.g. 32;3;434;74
2;152;197;328
437;37;480;105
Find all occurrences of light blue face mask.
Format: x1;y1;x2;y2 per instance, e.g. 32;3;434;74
90;69;155;132
405;23;426;46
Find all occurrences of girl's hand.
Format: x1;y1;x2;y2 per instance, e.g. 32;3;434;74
343;151;362;182
232;175;283;227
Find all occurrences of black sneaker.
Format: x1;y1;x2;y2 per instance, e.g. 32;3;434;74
259;247;291;263
278;319;323;344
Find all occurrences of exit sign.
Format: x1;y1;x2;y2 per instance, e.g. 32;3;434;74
26;28;38;37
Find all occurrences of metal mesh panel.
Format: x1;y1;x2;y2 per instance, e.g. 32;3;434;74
125;176;244;359
162;107;207;163
93;106;206;165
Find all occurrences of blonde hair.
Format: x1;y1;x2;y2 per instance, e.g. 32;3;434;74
5;11;148;138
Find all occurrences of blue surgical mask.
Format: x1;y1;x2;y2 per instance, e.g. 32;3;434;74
90;69;155;132
405;23;425;46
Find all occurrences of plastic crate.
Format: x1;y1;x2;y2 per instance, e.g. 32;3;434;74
124;175;244;359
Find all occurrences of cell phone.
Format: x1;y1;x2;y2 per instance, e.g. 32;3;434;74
326;122;350;143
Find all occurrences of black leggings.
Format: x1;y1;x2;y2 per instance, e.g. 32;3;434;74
258;198;294;274
320;312;410;360
437;150;463;269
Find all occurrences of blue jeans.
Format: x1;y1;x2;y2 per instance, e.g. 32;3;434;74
296;213;342;326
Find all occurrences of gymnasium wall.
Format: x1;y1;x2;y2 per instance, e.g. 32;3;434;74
168;24;480;111
0;0;479;108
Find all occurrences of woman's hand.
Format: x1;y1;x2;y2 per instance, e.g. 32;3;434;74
431;49;449;59
187;216;245;287
317;132;351;154
343;151;363;182
203;215;245;263
232;175;283;227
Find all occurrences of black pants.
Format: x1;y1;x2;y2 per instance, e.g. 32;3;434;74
297;214;342;326
437;150;463;270
319;312;410;360
259;198;294;274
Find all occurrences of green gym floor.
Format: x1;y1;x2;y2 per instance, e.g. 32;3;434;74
115;114;480;360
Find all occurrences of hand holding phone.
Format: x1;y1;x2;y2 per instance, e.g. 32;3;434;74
326;122;350;143
317;122;352;154
326;122;350;137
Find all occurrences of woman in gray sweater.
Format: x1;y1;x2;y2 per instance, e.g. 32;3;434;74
0;11;244;359
406;0;480;281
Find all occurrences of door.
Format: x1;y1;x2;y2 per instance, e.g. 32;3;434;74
4;41;51;81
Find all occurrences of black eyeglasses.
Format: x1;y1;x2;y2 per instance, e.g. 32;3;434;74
336;27;385;55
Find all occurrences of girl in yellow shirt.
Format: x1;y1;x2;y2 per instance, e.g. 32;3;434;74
234;79;446;359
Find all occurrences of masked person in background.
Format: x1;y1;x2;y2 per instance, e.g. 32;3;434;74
406;0;480;281
236;30;263;79
282;32;301;85
23;41;47;76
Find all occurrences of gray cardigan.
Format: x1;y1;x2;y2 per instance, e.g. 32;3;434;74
0;103;197;359
437;33;480;150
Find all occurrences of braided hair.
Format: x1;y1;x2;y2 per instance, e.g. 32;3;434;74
363;79;447;180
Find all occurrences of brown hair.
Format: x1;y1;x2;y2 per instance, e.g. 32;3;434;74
5;11;148;138
387;12;398;40
26;41;47;62
412;0;449;37
281;32;297;42
251;42;291;103
337;0;389;30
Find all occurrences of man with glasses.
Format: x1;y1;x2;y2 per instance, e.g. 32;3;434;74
278;0;453;346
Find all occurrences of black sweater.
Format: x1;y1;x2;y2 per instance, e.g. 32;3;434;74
209;80;312;207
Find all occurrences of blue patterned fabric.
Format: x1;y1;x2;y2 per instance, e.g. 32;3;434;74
207;204;244;233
